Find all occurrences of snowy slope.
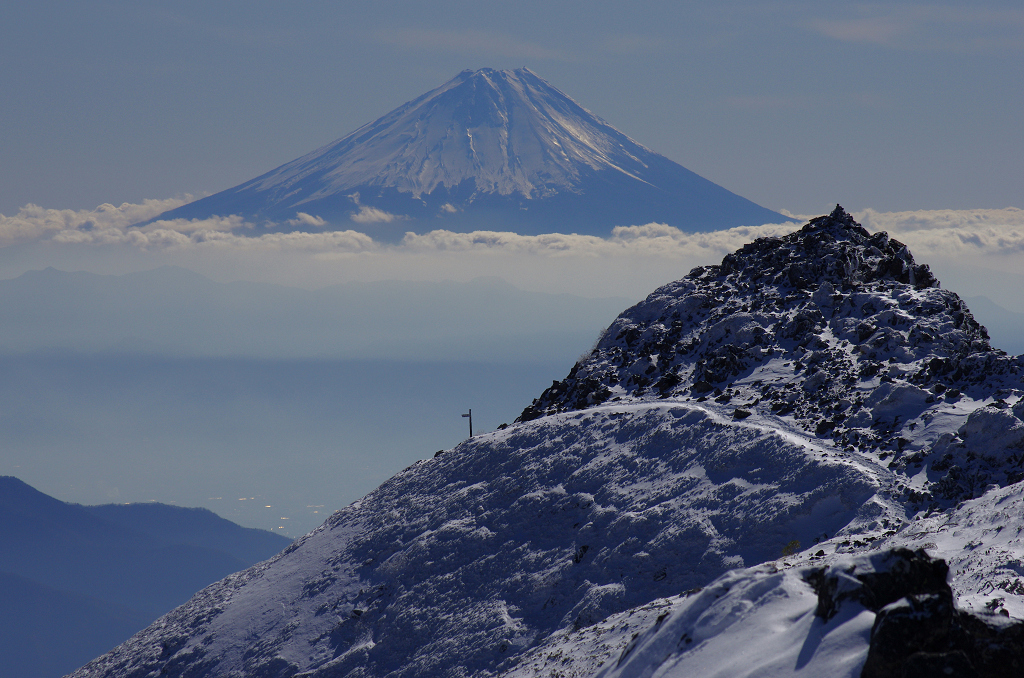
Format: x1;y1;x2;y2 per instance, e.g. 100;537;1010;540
66;405;893;678
527;487;1024;678
154;69;785;239
69;208;1024;678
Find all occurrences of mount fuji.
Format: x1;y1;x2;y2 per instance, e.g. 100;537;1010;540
152;68;786;240
70;208;1024;678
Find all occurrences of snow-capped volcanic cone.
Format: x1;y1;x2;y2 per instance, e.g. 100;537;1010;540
70;208;1024;678
153;68;786;240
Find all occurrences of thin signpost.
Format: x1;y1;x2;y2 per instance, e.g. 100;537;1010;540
462;409;473;437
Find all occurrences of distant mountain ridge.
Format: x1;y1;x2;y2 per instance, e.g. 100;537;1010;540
0;477;290;678
153;68;786;239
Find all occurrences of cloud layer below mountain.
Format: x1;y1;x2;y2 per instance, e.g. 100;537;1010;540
2;200;1022;309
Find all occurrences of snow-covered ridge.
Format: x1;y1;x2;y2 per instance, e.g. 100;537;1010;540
69;209;1024;678
510;489;1024;678
68;403;895;678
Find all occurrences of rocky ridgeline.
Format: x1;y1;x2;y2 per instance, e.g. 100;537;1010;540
519;206;1024;507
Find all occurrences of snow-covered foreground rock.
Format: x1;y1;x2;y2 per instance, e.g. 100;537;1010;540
70;208;1024;677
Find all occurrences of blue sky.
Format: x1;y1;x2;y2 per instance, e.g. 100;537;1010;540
2;1;1021;216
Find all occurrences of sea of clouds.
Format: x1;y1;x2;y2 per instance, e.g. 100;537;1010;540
2;199;1022;308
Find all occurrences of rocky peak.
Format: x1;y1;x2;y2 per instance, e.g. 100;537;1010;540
716;204;937;291
519;207;1024;507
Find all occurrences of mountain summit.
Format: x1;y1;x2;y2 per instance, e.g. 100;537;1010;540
70;209;1024;678
154;68;786;240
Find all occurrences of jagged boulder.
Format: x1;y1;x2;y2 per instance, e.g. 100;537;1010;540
808;548;1024;678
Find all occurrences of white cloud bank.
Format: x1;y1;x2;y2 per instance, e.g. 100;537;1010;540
350;205;407;224
858;207;1024;255
0;199;801;259
2;200;1023;308
0;200;376;253
288;212;327;228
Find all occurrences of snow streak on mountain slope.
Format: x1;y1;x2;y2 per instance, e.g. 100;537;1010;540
252;68;646;200
70;208;1024;678
154;68;785;239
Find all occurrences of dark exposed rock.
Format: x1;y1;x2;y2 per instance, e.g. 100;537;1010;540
808;548;951;623
864;594;958;677
518;206;1011;425
807;548;1024;678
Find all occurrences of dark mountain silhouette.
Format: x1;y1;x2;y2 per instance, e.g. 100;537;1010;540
0;477;290;678
0;572;148;678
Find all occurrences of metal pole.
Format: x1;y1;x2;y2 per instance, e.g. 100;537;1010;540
462;409;472;437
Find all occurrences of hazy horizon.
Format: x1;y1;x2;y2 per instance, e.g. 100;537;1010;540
0;270;633;536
